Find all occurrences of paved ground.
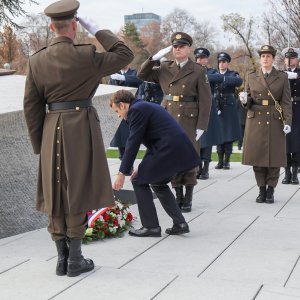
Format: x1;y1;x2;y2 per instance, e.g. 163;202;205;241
1;160;300;299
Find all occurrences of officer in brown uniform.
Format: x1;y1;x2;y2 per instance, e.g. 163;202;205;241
137;32;211;212
23;0;133;277
240;45;292;203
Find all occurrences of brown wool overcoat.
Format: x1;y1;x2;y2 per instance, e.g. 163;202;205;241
23;30;134;216
242;67;292;167
137;58;211;150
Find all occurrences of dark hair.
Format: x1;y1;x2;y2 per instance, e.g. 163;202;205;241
110;90;135;107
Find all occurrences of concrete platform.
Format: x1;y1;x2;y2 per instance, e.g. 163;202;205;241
1;161;300;299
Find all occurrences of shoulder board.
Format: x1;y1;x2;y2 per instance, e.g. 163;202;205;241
74;43;92;47
31;46;47;56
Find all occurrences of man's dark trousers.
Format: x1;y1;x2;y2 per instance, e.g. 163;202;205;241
132;177;185;228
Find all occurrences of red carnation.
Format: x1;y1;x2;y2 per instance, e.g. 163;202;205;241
103;214;110;221
116;209;121;215
113;218;119;226
126;212;133;221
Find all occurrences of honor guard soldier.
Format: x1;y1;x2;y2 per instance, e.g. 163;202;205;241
281;47;300;184
215;52;243;169
194;47;223;179
240;45;292;203
137;32;211;212
23;0;133;277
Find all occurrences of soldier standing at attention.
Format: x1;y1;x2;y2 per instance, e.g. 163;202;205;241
194;47;223;180
281;47;300;185
137;32;211;212
215;52;243;170
23;0;133;277
239;45;292;204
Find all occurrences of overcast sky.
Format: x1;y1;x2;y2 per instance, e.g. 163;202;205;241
19;0;270;45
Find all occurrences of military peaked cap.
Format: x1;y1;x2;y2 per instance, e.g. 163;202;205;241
218;52;231;62
44;0;80;20
258;45;277;57
194;47;210;58
284;47;299;58
171;32;193;46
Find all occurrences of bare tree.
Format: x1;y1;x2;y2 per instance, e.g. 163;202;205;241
221;13;257;71
0;0;38;28
0;25;18;64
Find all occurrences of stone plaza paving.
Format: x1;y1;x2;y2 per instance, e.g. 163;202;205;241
1;160;300;299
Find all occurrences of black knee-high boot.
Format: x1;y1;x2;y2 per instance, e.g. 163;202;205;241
181;186;193;213
55;238;69;276
215;152;224;169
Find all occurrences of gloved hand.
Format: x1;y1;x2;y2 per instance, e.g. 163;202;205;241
152;46;172;61
239;91;248;104
285;71;298;80
110;73;125;81
217;110;222;115
77;16;100;35
195;129;204;141
283;124;291;134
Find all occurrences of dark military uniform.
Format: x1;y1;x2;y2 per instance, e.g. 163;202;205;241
23;2;134;241
109;68;142;160
215;52;242;169
137;32;211;212
137;81;164;104
282;48;300;184
243;67;292;185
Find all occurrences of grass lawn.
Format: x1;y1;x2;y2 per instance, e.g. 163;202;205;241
106;149;242;162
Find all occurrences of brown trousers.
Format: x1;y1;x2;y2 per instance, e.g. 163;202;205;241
253;166;280;188
171;167;197;187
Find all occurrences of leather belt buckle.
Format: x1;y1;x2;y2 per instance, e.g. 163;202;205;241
262;100;269;106
173;96;180;101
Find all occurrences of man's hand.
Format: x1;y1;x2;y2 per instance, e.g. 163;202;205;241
130;170;138;181
285;71;298;80
152;46;172;61
110;73;125;81
77;16;100;36
283;124;291;134
239;91;248;104
112;172;125;191
195;129;204;141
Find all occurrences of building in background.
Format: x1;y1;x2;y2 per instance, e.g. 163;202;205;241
124;13;161;32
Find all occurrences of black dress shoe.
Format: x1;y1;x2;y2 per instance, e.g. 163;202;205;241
256;186;266;203
165;222;190;235
129;227;161;237
265;186;274;204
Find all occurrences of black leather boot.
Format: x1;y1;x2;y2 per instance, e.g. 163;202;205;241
215;152;224;169
181;186;193;212
291;165;299;185
174;186;184;209
67;239;94;277
256;186;266;203
223;153;231;170
55;239;69;276
282;166;291;184
196;162;203;179
199;161;209;180
265;186;274;204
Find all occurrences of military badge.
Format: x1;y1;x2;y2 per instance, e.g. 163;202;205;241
175;34;182;40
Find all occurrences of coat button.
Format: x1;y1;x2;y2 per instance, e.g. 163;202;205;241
267;112;270;114
179;104;183;107
57;127;60;130
258;122;261;125
57;140;59;143
170;84;173;87
178;114;181;117
191;114;194;116
180;95;183;98
182;85;185;88
57;167;60;170
267;121;270;124
169;93;171;96
57;153;59;157
258;112;261;115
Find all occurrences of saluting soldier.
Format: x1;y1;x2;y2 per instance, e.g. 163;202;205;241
23;0;133;277
215;52;243;170
281;47;300;185
194;47;223;179
137;32;211;212
239;45;292;203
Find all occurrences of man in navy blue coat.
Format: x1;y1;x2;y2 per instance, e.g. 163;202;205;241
110;90;200;237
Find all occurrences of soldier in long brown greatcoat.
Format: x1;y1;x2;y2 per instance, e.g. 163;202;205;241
137;32;211;213
23;0;133;277
240;45;292;204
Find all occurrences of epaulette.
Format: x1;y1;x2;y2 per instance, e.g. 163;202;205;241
31;46;47;56
74;43;92;47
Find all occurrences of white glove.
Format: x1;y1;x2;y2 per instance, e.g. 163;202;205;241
110;73;125;81
78;16;100;36
196;129;204;141
152;46;172;61
285;71;298;80
283;124;291;134
217;110;222;115
239;91;248;104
